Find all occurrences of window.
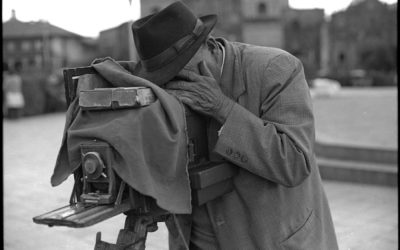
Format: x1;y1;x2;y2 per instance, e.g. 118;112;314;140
29;58;36;67
21;58;29;68
7;59;15;70
338;52;346;63
35;55;43;68
258;2;267;15
21;41;31;51
34;40;42;50
14;61;22;71
7;42;15;52
3;62;9;71
291;20;301;31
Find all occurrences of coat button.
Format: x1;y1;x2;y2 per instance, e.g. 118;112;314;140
226;148;233;155
216;217;225;226
241;155;248;163
233;152;241;159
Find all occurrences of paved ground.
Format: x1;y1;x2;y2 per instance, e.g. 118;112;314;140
312;87;397;149
3;87;398;249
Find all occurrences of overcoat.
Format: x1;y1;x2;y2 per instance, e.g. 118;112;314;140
166;38;339;250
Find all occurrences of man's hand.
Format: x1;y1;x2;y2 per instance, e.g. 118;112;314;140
165;61;234;124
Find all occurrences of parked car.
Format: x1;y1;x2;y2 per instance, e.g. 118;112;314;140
310;78;341;98
349;69;373;87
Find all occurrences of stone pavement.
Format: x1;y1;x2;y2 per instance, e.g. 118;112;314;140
3;113;398;250
312;87;397;149
324;181;397;250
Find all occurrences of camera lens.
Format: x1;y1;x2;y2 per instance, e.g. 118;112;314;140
84;159;97;174
83;152;105;179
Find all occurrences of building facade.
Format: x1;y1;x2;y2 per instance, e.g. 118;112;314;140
242;0;289;48
3;11;98;73
134;0;397;85
141;0;291;48
328;0;397;75
139;0;323;77
141;0;243;42
283;8;325;79
98;21;137;61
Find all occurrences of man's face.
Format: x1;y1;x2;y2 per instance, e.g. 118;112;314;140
176;43;221;82
181;44;208;75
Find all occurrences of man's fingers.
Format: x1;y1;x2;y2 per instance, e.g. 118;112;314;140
166;90;196;106
165;81;187;90
177;96;195;106
198;61;213;78
175;69;200;82
164;89;178;97
164;88;195;100
165;80;198;92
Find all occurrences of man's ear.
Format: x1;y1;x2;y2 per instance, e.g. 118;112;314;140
198;61;213;77
205;37;218;52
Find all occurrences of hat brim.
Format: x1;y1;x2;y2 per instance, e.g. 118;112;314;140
133;15;217;86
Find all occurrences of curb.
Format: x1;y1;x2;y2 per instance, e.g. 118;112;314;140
315;141;397;164
315;141;398;186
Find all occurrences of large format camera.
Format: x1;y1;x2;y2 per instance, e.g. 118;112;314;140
33;67;237;249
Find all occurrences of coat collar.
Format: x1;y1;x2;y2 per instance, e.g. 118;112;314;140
216;38;246;101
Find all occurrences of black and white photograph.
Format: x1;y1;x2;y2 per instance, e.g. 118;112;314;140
3;0;397;249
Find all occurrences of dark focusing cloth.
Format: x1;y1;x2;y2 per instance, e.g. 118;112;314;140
50;58;192;214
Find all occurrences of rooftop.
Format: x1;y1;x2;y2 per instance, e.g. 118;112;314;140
3;10;81;39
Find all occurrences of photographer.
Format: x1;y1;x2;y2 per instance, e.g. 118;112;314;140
129;2;339;250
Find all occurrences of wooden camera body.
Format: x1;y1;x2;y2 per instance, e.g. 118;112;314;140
33;66;237;228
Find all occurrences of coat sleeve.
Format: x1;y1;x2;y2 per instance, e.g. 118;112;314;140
213;53;315;187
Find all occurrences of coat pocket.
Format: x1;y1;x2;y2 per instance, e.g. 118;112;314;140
280;210;320;250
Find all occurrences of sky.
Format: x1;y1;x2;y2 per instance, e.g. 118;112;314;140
2;0;397;38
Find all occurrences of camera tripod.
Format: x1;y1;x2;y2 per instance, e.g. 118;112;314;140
94;212;168;250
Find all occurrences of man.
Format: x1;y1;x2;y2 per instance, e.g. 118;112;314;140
131;1;338;249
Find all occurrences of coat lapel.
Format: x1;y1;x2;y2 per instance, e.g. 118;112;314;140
217;38;246;102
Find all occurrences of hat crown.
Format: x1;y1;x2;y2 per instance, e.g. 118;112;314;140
130;1;217;85
132;2;199;60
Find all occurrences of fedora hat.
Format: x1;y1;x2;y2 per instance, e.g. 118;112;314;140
131;1;217;85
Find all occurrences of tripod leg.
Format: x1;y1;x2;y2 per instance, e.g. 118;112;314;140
94;232;119;250
116;215;151;250
93;215;153;250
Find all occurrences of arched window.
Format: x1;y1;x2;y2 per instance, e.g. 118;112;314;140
338;52;346;63
14;61;22;72
28;58;36;67
258;2;267;15
3;62;9;72
291;20;300;31
7;42;15;52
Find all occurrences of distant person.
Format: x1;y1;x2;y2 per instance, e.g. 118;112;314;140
3;66;25;119
3;63;9;116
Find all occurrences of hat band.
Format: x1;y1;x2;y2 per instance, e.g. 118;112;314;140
141;19;205;71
